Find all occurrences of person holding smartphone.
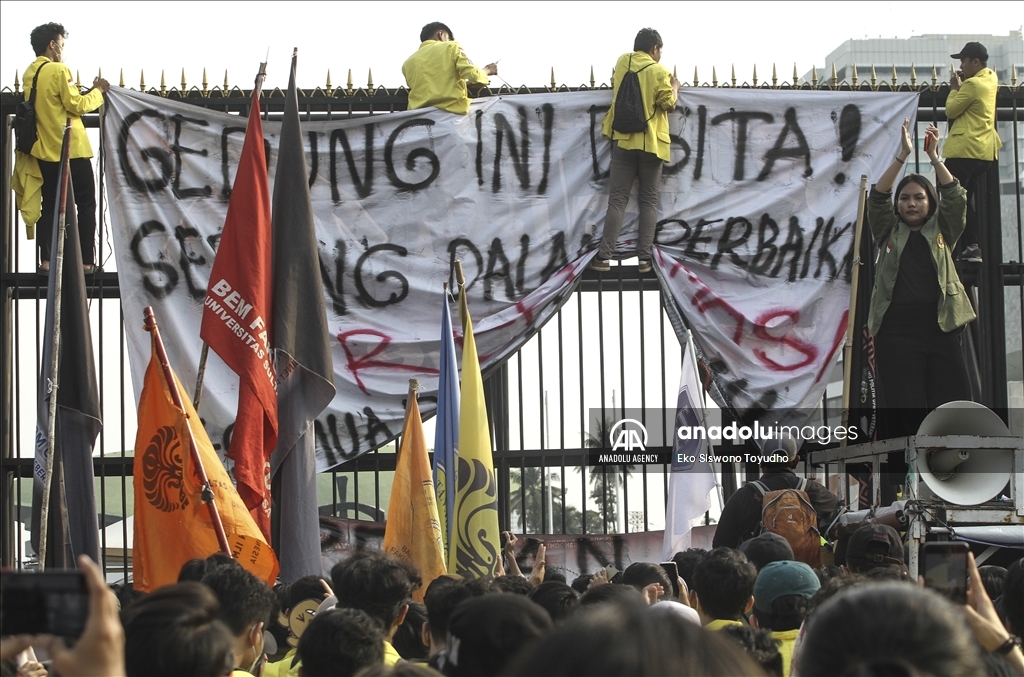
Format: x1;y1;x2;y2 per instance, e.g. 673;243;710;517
866;118;975;441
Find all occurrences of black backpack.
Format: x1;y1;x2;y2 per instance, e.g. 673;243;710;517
13;63;48;155
611;55;653;134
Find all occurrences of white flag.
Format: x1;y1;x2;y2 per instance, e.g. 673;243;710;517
663;331;716;560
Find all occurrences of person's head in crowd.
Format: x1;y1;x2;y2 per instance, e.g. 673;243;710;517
814;564;843;586
332;550;422;643
442;594;551;677
358;662;445;677
392;601;429;661
298;608;383;677
177;552;236;583
621;562;673;601
844;524;906;574
491;575;532;596
278;576;328;649
526;581;580;623
419;21;454;43
760;434;799;470
503;600;767;677
108;581;146;611
29;23;65;58
578;581;644;608
423;578;474;658
893;173;939;224
672;548;707;590
570;573;594;594
544;569;567;585
632;27;663;56
1001;557;1023;635
799;582;984;677
861;565;916;584
690;547;757;625
978;565;1007;602
951;41;989;78
202;561;278;674
719;624;784;677
647;598;702;627
806;572;861;616
462;576;494;597
739;532;795;572
121;581;235;677
751;560;820;632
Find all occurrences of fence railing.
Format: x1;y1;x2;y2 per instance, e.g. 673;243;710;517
2;79;1022;581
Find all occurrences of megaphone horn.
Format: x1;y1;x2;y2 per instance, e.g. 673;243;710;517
914;401;1013;506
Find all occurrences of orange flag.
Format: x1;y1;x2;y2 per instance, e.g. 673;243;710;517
133;329;279;592
382;382;446;602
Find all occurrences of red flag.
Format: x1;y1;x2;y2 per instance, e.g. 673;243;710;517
200;71;277;537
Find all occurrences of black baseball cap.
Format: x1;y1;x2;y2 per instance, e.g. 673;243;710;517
845;524;905;573
739;532;795;571
951;42;988;61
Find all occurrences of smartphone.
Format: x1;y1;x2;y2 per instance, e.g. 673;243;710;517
0;570;89;638
924;133;934;153
660;561;681;599
921;542;969;604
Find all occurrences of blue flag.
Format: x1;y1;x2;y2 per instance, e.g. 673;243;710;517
433;289;459;556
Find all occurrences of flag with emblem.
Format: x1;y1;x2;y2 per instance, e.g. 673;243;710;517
133;312;279;592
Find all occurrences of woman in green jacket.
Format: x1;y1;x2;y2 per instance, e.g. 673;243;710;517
866;118;976;438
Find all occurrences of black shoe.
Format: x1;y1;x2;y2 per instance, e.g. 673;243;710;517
961;245;982;263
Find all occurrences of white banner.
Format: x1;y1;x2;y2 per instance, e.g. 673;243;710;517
102;87;916;470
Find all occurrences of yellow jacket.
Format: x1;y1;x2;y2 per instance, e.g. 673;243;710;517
23;56;105;162
402;40;490;115
943;68;1001;161
601;51;676;162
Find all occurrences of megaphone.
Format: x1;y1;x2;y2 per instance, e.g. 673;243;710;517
914;401;1013;505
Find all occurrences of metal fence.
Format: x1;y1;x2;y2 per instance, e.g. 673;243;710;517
3;72;1022;580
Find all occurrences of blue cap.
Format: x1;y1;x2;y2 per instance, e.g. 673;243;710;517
753;560;820;612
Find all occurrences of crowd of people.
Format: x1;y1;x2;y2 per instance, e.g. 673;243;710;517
2;532;1022;677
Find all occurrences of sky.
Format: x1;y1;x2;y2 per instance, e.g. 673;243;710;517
1;1;1019;93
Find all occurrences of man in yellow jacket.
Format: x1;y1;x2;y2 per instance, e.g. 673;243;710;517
23;22;109;274
402;22;496;115
944;41;1001;263
592;28;680;274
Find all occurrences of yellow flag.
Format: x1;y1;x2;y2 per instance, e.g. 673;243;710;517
383;385;446;601
449;287;501;577
133;331;279;592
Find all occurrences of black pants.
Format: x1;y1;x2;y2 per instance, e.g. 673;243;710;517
944;157;994;254
875;306;971;439
38;157;97;265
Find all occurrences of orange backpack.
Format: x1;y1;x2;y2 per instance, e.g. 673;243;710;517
751;479;822;568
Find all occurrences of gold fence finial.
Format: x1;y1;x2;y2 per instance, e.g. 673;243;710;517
160;69;167;96
326;69;334;96
712;66;718;87
852;62;858;87
98;67;102;81
752;64;758;87
932;64;938;87
772;63;777;88
181;68;187;92
202;68;208;96
831;62;838;89
1013;64;1018;87
892;63;897;87
119;69;125;88
140;69;146;91
811;65;818;87
870;64;877;89
590;65;595;88
367;68;373;90
550;67;556;89
14;69;20;94
347;68;353;94
910;63;917;87
793;63;798;87
693;66;698;87
224;69;230;91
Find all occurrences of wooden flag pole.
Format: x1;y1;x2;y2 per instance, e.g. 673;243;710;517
194;61;269;410
840;175;869;448
38;117;73;570
454;260;467;332
144;306;232;556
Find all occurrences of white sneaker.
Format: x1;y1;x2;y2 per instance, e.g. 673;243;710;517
637;259;652;274
590;258;611;272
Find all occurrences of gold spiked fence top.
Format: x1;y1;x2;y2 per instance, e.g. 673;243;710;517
6;62;1022;95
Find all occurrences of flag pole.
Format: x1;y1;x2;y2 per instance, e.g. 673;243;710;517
454;260;467;331
401;378;421;463
194;61;269;410
840;175;869;448
38;117;73;570
143;306;232;556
